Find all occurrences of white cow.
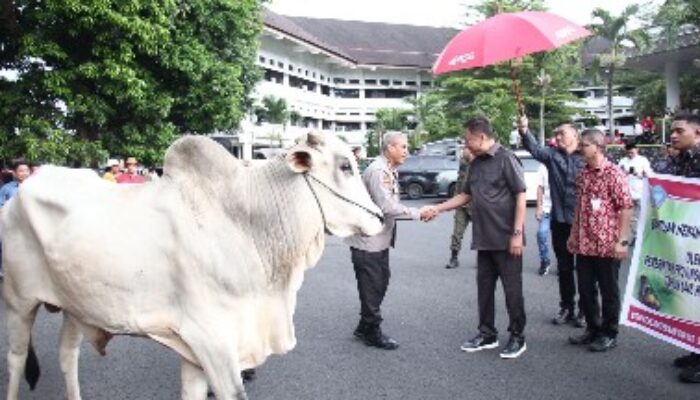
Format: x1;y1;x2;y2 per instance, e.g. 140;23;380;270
2;132;383;400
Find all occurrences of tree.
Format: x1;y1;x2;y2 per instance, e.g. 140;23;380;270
0;0;263;166
261;96;289;125
587;5;648;136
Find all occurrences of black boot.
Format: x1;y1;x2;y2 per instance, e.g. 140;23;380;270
445;250;459;269
363;324;399;350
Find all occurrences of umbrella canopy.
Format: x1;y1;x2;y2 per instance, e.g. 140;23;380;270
433;11;591;75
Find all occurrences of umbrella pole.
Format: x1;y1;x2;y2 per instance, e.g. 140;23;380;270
509;60;525;117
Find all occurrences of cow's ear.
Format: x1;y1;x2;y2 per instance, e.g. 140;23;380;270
286;149;312;173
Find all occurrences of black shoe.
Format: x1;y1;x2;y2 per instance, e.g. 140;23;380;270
446;251;459;269
551;308;574;325
499;335;526;359
568;330;597;345
363;326;399;350
460;333;499;352
241;368;256;382
538;261;550;276
674;353;700;368
353;320;369;339
679;365;700;383
571;312;586;328
588;336;617;352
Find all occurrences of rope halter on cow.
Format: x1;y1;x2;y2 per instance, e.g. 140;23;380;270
302;172;384;235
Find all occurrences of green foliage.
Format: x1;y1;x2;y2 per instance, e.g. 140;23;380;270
0;0;264;166
260;95;289;124
465;0;545;24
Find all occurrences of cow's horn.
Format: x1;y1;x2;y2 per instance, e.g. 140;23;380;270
307;131;324;147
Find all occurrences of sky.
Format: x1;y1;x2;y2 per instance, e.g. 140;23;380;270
268;0;662;28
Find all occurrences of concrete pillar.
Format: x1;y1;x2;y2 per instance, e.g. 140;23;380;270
283;73;289;87
665;61;681;111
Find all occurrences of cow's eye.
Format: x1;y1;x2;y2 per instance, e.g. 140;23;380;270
339;161;353;175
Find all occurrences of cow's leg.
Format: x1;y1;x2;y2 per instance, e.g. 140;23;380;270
180;323;247;400
181;359;208;400
59;313;84;400
6;303;39;400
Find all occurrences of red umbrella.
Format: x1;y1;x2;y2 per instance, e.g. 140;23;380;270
432;11;591;115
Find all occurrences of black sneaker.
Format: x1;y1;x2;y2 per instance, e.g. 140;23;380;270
445;256;459;269
460;333;499;352
363;326;399;350
538;261;550;276
499;335;527;359
568;330;597;345
679;365;700;383
588;336;617;352
551;308;574;325
674;353;700;368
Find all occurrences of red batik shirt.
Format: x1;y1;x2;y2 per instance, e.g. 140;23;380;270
568;159;633;258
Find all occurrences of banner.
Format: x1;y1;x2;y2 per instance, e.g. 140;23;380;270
621;174;700;353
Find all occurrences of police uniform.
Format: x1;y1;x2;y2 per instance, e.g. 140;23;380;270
345;155;420;349
447;157;472;267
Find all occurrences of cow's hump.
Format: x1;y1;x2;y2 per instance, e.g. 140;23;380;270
163;136;241;185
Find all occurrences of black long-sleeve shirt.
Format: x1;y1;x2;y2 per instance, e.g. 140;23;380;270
521;132;586;225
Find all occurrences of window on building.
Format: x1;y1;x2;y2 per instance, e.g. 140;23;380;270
336;112;347;116
379;79;390;85
333;88;359;98
320;74;325;80
420;81;432;87
289;64;294;71
259;56;266;63
365;79;377;85
277;61;284;68
321;85;331;96
333;77;346;84
392;80;402;85
312;72;316;78
349;79;360;84
336;122;361;131
269;59;275;66
264;69;284;84
365;89;415;99
405;81;417;86
349;112;360;116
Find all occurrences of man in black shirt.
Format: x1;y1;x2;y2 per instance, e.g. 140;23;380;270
518;117;586;328
426;117;528;359
665;112;700;384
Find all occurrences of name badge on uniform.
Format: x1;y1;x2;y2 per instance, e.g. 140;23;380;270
591;198;602;211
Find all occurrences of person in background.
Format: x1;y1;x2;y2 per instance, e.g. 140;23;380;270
617;143;652;245
566;129;633;352
103;159;121;182
445;146;474;269
663;111;700;383
509;124;520;150
0;159;32;280
116;157;145;184
535;162;552;276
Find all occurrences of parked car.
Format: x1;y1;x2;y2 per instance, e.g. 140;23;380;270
514;150;541;205
398;156;459;199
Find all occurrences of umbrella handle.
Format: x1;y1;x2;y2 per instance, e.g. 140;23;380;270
509;61;525;117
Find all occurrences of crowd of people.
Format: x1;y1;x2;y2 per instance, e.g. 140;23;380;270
348;111;700;385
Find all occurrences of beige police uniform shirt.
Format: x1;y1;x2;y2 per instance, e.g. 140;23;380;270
345;155;420;252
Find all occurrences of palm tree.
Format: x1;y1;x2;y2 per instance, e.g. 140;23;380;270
261;96;289;125
588;5;648;136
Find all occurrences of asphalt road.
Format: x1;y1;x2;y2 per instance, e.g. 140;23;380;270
0;199;696;399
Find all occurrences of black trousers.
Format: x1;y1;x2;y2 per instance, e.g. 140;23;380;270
477;250;526;337
576;255;621;338
351;247;390;326
551;221;578;311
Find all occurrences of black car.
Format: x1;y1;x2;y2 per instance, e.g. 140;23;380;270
398;155;459;199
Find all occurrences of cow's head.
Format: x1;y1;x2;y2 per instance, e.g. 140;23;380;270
286;132;383;237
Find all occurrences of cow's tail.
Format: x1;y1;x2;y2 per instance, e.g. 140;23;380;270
24;339;41;390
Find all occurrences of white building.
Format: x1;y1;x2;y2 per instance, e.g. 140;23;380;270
228;10;456;159
567;86;637;136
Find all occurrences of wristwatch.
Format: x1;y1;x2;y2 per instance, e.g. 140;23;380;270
619;239;630;246
512;229;522;237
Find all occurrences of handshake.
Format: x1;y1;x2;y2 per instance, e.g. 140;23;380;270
419;206;439;222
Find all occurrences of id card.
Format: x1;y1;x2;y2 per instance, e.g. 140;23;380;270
591;198;602;211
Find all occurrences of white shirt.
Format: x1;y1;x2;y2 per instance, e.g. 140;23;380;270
618;155;652;200
509;129;520;146
537;163;551;213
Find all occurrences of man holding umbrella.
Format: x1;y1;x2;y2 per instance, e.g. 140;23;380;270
518;116;586;328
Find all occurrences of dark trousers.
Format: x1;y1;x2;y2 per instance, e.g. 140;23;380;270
477;250;526;337
551;221;577;311
576;255;621;338
351;248;390;326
